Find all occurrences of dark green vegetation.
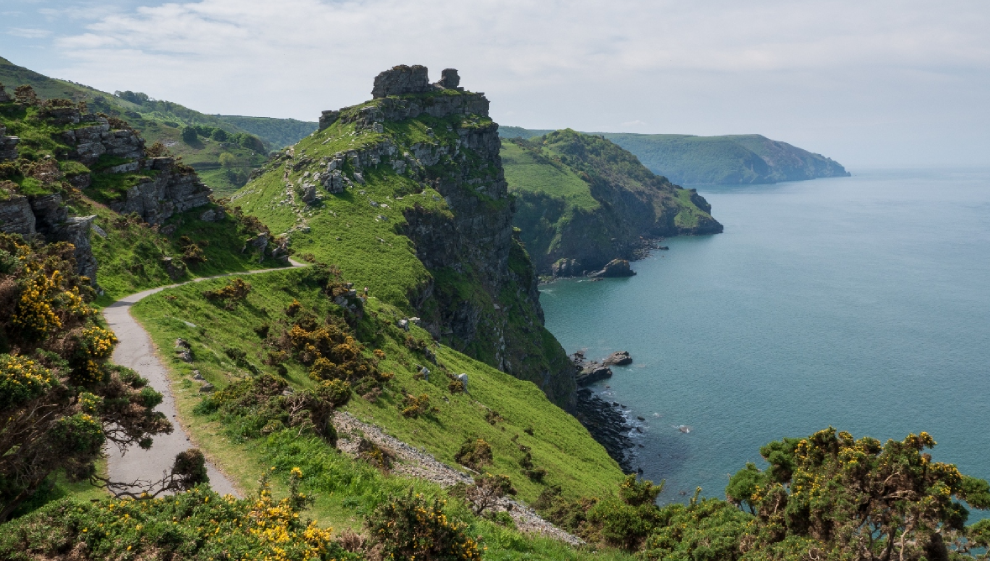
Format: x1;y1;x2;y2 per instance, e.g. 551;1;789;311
501;127;850;185
0;56;314;195
502;130;721;275
215;115;318;149
538;429;990;560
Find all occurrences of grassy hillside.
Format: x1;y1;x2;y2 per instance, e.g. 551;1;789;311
0;56;313;195
501;126;850;185
503;130;721;275
131;268;625;506
216;114;317;148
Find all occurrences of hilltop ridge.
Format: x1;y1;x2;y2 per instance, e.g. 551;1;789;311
501;126;850;185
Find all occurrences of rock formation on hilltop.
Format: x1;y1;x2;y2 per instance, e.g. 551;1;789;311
237;65;576;407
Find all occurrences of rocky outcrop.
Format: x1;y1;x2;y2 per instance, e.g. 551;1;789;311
58;114;144;165
603;350;632;366
0;124;19;161
52;216;98;282
371;64;433;98
0;83;11;103
0;191;99;283
589;259;635;278
0;195;36;235
107;158;212;225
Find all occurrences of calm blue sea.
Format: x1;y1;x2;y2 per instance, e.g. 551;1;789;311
540;168;990;508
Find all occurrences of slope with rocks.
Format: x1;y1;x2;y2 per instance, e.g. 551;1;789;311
0;81;289;303
0;56;301;194
233;65;576;407
502;130;722;277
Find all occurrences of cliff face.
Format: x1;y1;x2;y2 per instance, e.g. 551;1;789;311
233;66;575;408
503;130;722;276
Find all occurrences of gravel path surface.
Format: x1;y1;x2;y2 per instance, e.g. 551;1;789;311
104;263;303;498
334;411;583;546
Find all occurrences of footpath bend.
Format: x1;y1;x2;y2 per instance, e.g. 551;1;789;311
103;262;304;498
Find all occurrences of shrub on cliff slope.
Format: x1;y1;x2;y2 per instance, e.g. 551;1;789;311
540;428;990;560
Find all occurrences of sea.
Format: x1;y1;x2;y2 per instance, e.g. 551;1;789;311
539;168;990;509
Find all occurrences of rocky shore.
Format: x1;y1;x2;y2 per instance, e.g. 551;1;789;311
570;350;637;473
573;388;634;473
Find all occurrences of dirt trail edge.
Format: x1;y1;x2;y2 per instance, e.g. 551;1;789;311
104;262;304;498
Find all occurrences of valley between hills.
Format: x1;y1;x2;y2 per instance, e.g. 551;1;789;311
2;61;988;561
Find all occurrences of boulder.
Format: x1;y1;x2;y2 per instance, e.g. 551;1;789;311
0;195;37;235
589;259;635;278
603;350;632;366
436;68;461;90
551;258;583;278
161;257;186;281
576;364;613;387
456;373;469;393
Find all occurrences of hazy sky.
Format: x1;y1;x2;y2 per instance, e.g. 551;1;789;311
2;0;989;168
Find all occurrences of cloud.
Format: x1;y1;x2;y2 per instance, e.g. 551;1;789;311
8;27;52;39
37;0;990;165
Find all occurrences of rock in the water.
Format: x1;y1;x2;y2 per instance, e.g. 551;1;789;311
589;259;635;278
576;364;613;387
603;350;632;366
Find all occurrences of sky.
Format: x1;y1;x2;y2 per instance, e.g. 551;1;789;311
2;0;989;168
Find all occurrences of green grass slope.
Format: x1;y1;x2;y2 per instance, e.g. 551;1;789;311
503;130;721;275
131;268;625;506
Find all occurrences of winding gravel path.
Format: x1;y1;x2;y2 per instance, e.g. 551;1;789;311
104;263;303;498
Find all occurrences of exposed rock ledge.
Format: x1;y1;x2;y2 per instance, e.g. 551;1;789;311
332;411;582;546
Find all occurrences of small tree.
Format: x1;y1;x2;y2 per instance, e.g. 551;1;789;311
181;125;198;144
218;152;236;168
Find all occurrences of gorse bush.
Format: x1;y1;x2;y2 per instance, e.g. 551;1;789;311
0;469;358;561
197;374;346;443
0;234;170;521
455;438;493;471
366;491;483;561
